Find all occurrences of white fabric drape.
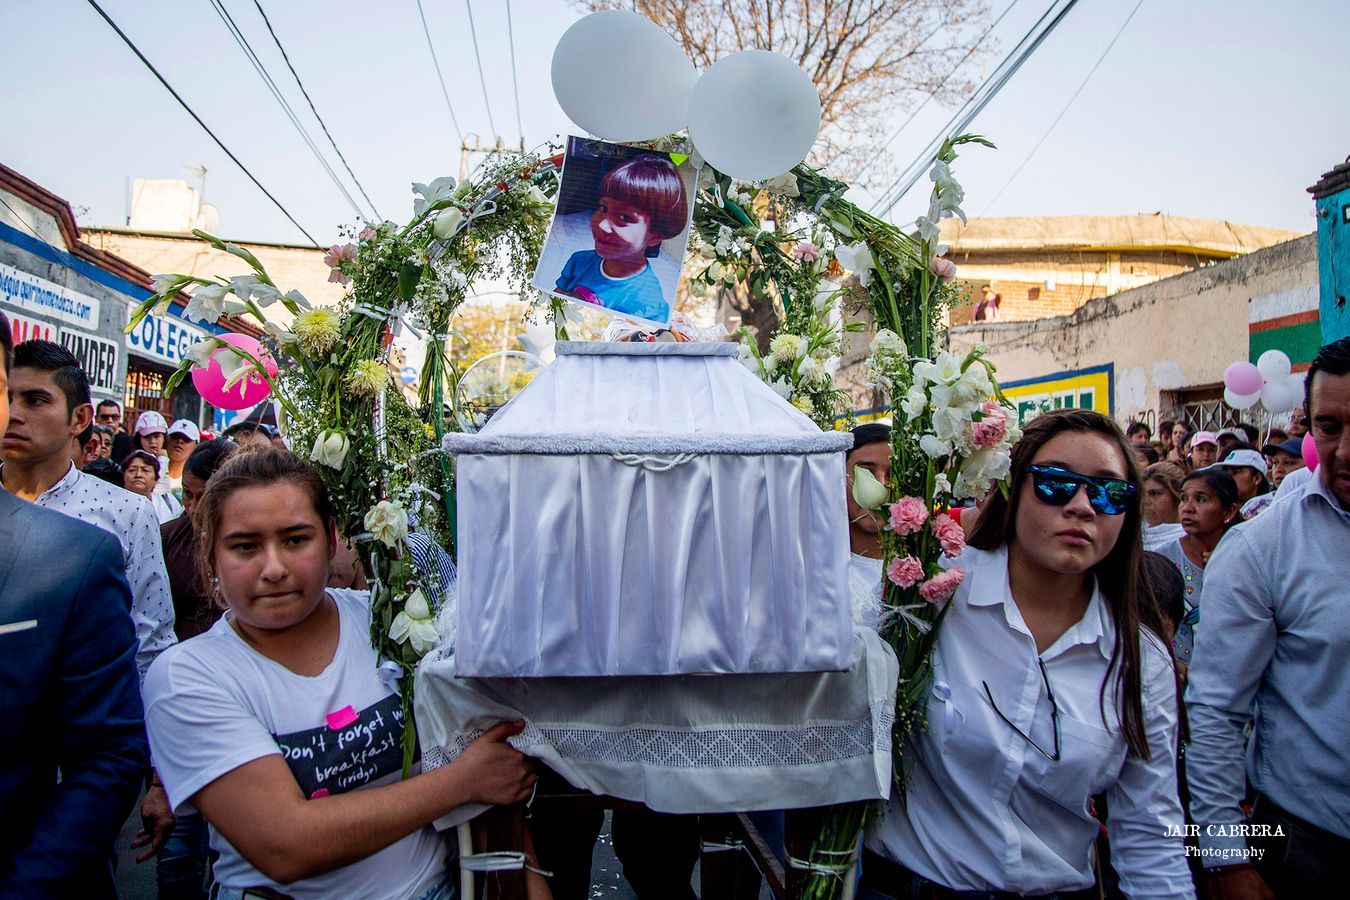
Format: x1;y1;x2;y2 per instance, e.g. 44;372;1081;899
415;628;898;823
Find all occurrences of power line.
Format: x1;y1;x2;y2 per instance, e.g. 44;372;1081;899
872;0;1083;219
505;0;525;144
205;0;369;221
977;0;1146;218
463;0;499;140
855;0;1025;181
251;0;382;220
415;0;465;145
0;196;48;242
82;0;320;246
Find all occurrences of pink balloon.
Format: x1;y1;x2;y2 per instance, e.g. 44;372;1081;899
1302;431;1319;472
190;332;277;411
1223;361;1263;396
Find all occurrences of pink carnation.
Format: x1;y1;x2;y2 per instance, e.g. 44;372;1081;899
358;227;378;242
928;256;957;279
970;401;1007;449
931;512;966;558
322;242;358;268
887;555;925;588
888;496;929;536
919;567;965;604
327;268;351;286
793;241;821;262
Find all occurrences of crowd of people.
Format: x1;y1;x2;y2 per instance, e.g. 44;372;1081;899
2;304;1347;900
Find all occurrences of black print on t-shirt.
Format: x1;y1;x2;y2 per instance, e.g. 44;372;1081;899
272;693;405;798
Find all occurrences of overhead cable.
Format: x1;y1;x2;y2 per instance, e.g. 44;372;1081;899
252;0;382;219
83;0;321;246
415;0;466;145
464;0;499;141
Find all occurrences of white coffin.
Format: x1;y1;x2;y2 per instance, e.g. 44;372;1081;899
442;341;854;677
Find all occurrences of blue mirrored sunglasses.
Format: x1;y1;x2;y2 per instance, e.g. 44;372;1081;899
1028;464;1138;516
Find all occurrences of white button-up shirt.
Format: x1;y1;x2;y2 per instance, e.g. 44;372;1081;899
866;545;1192;898
31;462;177;685
1186;471;1350;858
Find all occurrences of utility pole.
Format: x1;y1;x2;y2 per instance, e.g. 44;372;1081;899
458;134;527;181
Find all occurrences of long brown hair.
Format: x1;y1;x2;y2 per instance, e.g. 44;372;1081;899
968;409;1167;760
193;446;334;600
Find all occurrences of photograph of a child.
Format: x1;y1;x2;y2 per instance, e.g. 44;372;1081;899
532;136;694;327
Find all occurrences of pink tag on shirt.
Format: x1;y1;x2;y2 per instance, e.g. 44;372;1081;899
326;705;358;730
310;788;330;799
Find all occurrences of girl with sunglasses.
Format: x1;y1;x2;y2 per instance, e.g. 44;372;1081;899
861;409;1191;898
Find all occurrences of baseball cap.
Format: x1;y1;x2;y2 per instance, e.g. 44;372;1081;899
1190;431;1219;447
1213;448;1268;476
1262;437;1304;457
134;410;168;436
167;419;200;441
1216;427;1241;440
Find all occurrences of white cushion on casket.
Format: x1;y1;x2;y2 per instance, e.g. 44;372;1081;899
441;341;854;677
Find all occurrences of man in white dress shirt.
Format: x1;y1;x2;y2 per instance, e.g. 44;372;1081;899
0;340;176;682
1186;336;1350;899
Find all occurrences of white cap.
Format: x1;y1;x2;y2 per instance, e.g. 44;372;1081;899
1213;448;1268;476
134;410;168;436
167;419;200;441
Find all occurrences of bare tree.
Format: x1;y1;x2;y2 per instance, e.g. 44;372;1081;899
574;0;991;187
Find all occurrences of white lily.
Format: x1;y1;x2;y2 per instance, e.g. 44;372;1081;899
251;284;283;308
851;466;889;510
264;321;298;346
763;171;800;198
284;289;312;310
412;176;457;216
901;386;928;421
920;434;953;459
834;242;876;287
217;347;256;395
229;275;263;303
388;588;439;655
182;283;231;323
149;273;181;297
308;429;350;469
432;207;464;240
768;377;793;400
364;500;409;549
185;338;221;371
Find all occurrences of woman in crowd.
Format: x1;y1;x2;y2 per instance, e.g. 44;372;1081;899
160;438;237;642
1157;419;1176;459
1168;422;1188;463
163;419;200;499
1142;461;1186;551
142;447;541;900
122;449;182;524
1213;444;1272;519
861;409;1192;898
1187;431;1219;470
1153;467;1240;665
83;423;114;465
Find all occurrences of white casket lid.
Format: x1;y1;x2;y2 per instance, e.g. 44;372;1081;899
442;340;853;456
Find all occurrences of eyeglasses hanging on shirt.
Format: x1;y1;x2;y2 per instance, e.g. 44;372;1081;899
983;657;1062;762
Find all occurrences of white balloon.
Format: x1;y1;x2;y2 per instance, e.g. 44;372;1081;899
1260;380;1297;413
1256;349;1292;383
1224;387;1261;410
551;11;697;141
688;50;821;180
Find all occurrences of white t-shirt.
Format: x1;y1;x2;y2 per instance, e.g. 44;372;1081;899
143;589;447;899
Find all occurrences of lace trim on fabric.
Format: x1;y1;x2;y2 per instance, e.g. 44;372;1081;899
422;698;894;772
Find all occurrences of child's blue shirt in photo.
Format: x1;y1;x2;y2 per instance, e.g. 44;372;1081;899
557;250;669;322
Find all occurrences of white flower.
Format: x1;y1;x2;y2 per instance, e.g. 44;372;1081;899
915;215;941;244
412;176;457;216
217;346;256;394
149;273;181;297
851;466;889;511
869;328;906;359
762;353;779;376
808;361;835;390
769;333;808;360
185;338;220;370
364;500;408;549
228;275;264;303
308;430;350;469
763;171;800;197
931;404;972;443
708;261;726;281
526;185;551;208
920;434;953;459
901;386;928;421
264;321;297;345
913;351;962;387
432;207;464;240
285;289;312;310
950;365;993;406
714;225;736;256
934;473;952;497
833;242;876;287
797;355;821;381
250;284;282;308
768;377;793;400
182;283;231;323
388;588;438;655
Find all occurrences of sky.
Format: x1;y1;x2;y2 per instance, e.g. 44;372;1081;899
3;0;1349;248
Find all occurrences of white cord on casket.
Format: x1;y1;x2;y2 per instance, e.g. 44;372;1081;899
610;452;698;472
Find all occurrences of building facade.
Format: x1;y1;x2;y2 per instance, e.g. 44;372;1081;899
1;163;259;431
